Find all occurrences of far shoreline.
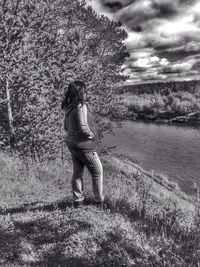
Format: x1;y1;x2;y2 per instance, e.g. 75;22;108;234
116;112;200;127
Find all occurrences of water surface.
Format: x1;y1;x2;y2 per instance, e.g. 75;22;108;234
103;121;200;194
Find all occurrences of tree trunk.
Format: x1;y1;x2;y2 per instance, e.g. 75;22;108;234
5;79;15;148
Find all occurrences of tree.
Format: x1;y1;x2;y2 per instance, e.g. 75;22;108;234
0;0;129;159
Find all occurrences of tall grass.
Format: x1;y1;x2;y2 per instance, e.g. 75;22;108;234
0;151;200;266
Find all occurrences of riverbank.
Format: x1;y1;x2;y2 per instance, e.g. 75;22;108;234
122;110;200;124
103;120;200;195
114;89;200;124
0;151;199;266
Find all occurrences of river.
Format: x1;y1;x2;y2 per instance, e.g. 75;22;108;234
103;120;200;194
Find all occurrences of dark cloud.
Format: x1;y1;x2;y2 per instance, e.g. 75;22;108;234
119;3;159;31
126;65;148;72
131;25;143;32
193;61;200;70
148;30;200;52
179;0;197;5
157;48;200;64
101;0;133;10
151;0;178;18
104;1;123;12
146;34;181;51
100;0;183;31
156;53;189;67
100;0;197;13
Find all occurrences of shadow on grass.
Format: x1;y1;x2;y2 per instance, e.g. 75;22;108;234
0;199;73;215
0;196;198;266
41;247;94;267
36;227;144;267
0;197;106;216
0;216;92;266
94;228;146;267
0;227;20;263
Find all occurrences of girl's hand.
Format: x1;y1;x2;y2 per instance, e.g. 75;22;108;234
88;133;94;140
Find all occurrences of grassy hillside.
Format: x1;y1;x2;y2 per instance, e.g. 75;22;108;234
114;80;200;123
0;151;200;266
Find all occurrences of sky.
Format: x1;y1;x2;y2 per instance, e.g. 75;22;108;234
87;0;200;84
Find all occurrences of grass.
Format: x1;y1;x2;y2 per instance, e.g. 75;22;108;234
0;151;200;266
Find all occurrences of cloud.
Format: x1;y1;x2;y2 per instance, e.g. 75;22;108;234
125;32;148;50
160;61;194;74
184;42;200;52
101;0;134;10
124;51;170;82
161;42;200;53
129;51;169;67
99;0;185;30
132;56;161;68
151;0;178;17
119;1;160;29
88;0;200;82
103;1;123;12
124;49;200;82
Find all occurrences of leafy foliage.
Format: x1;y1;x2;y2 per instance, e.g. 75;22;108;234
0;0;129;158
115;80;200;121
118;79;200;95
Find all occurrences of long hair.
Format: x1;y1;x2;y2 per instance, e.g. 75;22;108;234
61;80;86;110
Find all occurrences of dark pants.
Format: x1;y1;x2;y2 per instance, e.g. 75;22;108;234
69;149;104;204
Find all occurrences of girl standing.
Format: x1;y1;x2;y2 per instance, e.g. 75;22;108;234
61;81;104;208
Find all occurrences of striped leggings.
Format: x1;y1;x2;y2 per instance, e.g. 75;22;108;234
69;149;104;204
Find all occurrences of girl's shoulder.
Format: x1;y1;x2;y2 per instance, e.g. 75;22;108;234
77;102;91;111
76;102;94;116
77;102;86;110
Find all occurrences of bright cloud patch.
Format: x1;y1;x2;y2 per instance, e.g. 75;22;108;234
133;56;161;68
160;61;194;74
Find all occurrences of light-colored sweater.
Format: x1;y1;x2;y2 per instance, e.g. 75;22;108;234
76;104;94;139
64;103;99;151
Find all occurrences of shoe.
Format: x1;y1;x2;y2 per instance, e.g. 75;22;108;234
94;201;106;210
73;201;83;208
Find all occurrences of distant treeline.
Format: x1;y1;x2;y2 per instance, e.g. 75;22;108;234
115;80;200;122
117;80;200;95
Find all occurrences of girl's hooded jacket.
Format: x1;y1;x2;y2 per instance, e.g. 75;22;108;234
64;102;99;152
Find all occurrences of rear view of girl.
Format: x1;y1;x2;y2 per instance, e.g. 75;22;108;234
61;81;104;208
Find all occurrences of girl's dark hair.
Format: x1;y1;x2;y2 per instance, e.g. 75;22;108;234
61;80;86;110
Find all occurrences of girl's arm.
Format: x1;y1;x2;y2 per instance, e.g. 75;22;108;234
77;104;94;139
64;114;68;132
